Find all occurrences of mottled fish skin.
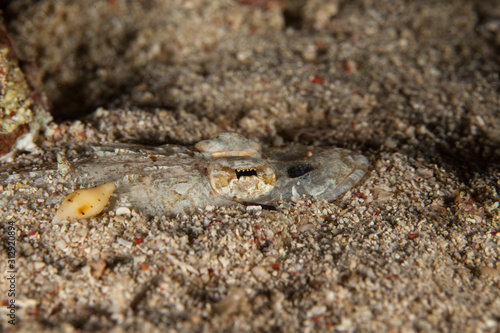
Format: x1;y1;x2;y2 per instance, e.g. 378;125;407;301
262;145;368;204
2;132;369;215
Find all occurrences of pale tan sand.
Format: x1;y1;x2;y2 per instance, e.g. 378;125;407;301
1;0;499;332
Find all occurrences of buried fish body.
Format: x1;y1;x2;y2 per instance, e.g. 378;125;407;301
4;132;369;219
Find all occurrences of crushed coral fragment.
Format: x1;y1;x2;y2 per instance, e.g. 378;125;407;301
52;182;116;223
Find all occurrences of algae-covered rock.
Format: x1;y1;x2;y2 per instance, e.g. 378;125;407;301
0;11;51;157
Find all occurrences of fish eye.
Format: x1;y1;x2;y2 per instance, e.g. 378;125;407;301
287;163;314;178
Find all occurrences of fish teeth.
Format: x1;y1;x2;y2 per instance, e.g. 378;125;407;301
236;168;256;172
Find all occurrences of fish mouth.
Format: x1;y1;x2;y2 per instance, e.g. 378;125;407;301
235;168;258;179
208;157;276;201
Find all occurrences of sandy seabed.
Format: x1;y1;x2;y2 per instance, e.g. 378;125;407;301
1;0;500;332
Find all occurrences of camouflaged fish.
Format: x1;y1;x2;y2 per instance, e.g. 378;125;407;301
4;132;369;218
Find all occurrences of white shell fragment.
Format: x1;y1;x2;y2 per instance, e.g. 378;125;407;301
52;182;116;223
115;206;131;216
